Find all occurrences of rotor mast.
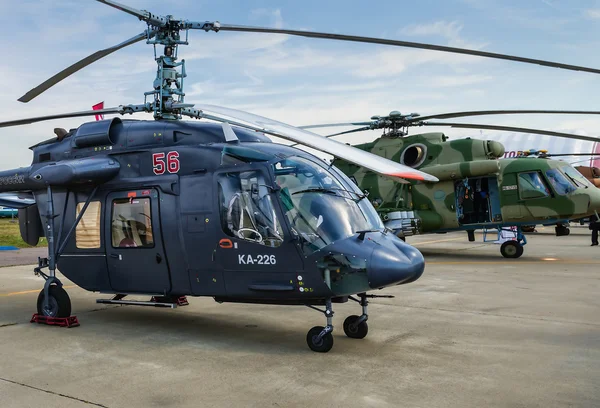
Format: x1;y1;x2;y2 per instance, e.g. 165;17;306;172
145;19;188;120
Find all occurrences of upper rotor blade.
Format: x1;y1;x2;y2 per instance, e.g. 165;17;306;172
0;108;122;128
215;24;600;75
18;30;154;103
422;121;600;143
96;0;168;27
413;110;600;122
193;104;438;183
299;121;373;130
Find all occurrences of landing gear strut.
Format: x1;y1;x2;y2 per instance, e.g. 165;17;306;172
306;299;334;352
500;226;526;259
33;185;97;322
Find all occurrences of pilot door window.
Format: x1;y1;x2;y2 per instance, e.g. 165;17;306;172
218;171;284;247
111;197;154;248
518;172;551;200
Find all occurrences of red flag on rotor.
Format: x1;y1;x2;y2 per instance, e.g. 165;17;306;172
92;102;104;121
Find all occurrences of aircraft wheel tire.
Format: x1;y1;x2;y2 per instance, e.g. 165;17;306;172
37;285;71;318
500;241;523;259
343;315;369;339
306;326;334;353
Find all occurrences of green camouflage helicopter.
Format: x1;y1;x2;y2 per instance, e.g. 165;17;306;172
301;110;600;258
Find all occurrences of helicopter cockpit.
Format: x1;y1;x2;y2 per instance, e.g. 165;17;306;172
218;171;285;248
272;156;384;255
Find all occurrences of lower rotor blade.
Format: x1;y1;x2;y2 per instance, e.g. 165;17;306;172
18;30;155;103
412;110;600;122
299;121;373;130
215;24;600;75
190;104;438;183
422;121;600;143
0;108;122;128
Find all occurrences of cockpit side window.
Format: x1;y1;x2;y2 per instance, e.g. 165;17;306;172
217;171;284;247
518;171;551;200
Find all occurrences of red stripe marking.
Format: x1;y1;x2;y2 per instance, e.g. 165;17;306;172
387;172;425;180
592;141;600;168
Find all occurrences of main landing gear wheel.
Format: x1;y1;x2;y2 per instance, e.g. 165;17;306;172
37;285;71;317
306;326;334;352
555;225;570;236
343;315;369;339
500;241;523;259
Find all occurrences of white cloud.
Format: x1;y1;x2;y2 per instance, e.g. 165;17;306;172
585;9;600;19
399;20;488;49
250;8;284;29
401;21;464;41
427;74;493;87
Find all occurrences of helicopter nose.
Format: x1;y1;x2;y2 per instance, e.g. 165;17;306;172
368;238;425;289
588;187;600;213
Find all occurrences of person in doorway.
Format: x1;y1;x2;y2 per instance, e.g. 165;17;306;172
589;213;600;246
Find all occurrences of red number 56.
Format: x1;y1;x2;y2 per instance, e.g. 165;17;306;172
152;151;180;175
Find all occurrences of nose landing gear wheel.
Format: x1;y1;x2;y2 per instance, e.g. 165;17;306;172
306;326;334;353
37;285;71;318
343;315;369;339
500;241;523;259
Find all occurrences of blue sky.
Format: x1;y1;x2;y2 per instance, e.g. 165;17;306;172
1;0;600;168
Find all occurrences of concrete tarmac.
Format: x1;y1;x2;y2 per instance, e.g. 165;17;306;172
0;227;598;408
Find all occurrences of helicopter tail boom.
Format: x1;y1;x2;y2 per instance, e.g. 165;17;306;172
0;167;37;194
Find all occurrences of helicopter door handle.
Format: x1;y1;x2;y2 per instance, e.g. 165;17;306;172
156;253;162;264
110;253;122;260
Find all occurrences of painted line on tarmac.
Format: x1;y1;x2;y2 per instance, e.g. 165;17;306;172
0;285;76;297
0;377;109;408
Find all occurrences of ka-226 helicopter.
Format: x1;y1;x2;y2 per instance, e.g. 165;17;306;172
2;0;600;352
301;110;600;258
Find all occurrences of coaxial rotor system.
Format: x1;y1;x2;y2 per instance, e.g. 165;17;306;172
4;0;600;182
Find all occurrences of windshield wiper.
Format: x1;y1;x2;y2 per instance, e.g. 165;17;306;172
292;187;342;196
564;172;586;189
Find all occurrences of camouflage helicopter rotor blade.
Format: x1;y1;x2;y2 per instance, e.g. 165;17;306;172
411;110;600;123
290;126;372;147
544;153;600;157
209;24;600;75
298;122;373;130
421;121;600;143
187;104;438;183
18;29;156;103
323;126;373;138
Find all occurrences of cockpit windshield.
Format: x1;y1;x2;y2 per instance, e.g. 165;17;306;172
545;168;577;195
274;156;383;254
561;165;591;188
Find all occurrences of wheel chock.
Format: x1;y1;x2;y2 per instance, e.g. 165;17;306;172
30;314;80;328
